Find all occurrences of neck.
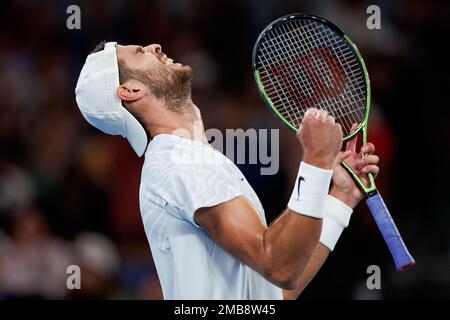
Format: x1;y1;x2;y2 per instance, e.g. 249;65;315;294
145;101;208;144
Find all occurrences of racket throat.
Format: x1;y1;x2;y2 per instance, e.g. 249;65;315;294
341;161;376;196
365;189;379;199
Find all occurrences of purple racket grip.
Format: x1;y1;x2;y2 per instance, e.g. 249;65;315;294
366;193;415;271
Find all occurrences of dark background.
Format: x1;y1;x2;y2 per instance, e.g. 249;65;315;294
0;0;449;299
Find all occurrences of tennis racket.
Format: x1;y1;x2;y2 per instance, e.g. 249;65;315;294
252;13;415;271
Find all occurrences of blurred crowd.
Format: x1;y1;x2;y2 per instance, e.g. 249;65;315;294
0;0;449;299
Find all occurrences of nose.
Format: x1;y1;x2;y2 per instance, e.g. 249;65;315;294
146;44;162;55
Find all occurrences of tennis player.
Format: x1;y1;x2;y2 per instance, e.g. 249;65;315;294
75;41;379;300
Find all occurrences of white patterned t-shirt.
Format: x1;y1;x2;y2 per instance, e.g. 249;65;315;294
139;134;283;300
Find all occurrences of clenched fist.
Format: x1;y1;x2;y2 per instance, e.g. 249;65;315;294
296;108;343;169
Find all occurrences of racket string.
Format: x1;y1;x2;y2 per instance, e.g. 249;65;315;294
256;17;367;136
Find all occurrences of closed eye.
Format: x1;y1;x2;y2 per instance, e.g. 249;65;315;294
135;46;145;54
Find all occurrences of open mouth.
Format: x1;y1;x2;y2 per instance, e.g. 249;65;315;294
161;54;182;67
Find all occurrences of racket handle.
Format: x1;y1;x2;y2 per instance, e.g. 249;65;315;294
366;192;415;271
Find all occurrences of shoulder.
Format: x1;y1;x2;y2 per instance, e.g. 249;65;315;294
141;134;230;186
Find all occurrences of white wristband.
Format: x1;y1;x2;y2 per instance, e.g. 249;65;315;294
287;161;333;219
319;195;353;251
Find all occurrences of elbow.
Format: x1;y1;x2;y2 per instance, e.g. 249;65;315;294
261;245;315;290
264;267;299;290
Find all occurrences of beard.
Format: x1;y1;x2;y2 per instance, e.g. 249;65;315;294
142;63;193;112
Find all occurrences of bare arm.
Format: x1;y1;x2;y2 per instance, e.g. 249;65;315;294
283;140;380;299
195;199;322;289
283;243;329;300
195;109;343;290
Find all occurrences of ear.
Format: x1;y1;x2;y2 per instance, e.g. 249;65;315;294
116;79;146;103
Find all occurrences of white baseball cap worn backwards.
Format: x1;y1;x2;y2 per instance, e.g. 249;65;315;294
75;41;148;157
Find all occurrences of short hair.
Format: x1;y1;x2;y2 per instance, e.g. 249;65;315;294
90;40;133;85
91;40;107;54
89;40;147;130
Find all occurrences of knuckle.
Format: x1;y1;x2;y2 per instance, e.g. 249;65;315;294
306;107;317;115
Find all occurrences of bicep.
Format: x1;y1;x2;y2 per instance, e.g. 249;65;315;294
194;196;268;272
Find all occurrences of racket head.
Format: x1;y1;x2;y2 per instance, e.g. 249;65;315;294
252;13;371;141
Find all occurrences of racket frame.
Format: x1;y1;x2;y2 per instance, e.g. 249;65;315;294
252;13;375;195
252;13;415;271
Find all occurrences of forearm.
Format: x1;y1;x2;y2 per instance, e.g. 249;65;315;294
282;193;354;298
283;243;330;300
258;161;333;289
260;209;323;289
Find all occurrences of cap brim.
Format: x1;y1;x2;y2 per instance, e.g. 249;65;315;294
121;106;148;157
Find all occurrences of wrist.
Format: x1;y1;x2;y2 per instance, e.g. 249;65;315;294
303;154;333;170
330;188;360;209
319;195;353;251
288;161;333;219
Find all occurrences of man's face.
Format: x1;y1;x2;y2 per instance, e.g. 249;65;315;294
116;44;188;72
116;43;193;111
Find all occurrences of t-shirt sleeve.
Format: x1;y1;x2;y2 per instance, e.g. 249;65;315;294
158;164;243;227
